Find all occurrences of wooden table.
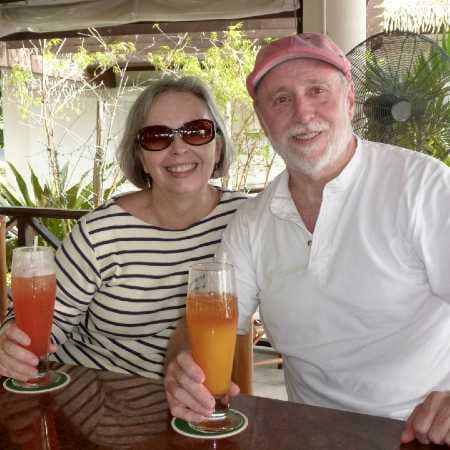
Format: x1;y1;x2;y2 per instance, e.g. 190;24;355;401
0;364;439;449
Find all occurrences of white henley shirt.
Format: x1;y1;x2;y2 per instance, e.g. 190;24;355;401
220;138;450;420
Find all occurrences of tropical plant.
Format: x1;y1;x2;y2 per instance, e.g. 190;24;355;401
3;33;136;208
1;162;89;238
0;160;126;273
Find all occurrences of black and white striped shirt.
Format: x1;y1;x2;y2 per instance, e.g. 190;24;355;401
50;191;246;378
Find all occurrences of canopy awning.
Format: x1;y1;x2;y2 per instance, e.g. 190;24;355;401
0;0;299;38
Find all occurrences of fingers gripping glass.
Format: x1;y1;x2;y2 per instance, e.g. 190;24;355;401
137;119;216;151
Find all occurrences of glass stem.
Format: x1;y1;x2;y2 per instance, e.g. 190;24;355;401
37;355;49;376
211;395;229;419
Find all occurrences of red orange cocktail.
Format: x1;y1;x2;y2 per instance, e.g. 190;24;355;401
11;246;57;388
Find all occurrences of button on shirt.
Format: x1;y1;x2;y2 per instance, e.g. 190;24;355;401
219;138;450;420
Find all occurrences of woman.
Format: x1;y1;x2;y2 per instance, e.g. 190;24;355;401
0;76;246;380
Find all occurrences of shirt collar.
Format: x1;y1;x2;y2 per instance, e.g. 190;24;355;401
269;135;363;220
270;171;301;222
324;134;362;193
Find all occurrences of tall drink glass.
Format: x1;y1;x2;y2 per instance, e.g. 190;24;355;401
11;246;57;388
186;261;240;433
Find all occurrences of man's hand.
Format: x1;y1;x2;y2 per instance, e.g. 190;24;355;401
0;322;57;381
401;391;450;445
164;350;239;423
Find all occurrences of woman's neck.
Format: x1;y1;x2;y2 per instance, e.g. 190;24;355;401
146;185;220;229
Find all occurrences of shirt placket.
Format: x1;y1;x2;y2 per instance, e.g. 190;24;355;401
308;187;341;285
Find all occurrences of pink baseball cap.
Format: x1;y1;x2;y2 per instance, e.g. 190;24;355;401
246;32;352;99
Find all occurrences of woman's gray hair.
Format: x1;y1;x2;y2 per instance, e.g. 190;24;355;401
117;76;233;189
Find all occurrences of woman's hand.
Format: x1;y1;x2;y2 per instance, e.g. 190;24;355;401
0;321;57;381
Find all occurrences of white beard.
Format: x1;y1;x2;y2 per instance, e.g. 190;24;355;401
269;98;353;177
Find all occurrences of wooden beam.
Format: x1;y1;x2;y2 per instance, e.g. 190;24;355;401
232;328;254;395
0;215;7;322
0;206;90;219
84;66;117;88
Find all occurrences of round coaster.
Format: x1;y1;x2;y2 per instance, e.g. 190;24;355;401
3;371;71;394
171;409;248;440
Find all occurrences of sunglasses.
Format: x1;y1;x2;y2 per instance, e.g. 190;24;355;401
137;119;216;151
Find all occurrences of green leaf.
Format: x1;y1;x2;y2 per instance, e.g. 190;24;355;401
0;183;22;206
7;162;34;206
30;165;45;205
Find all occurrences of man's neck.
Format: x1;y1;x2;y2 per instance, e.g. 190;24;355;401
288;176;324;234
288;136;357;233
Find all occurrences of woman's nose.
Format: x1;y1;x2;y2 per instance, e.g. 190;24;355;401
169;133;188;155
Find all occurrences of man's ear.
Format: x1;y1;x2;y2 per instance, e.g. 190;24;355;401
254;100;270;137
347;81;356;120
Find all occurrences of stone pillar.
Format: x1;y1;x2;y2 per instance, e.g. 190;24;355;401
302;0;366;53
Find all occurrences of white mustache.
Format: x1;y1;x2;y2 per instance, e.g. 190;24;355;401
288;122;329;137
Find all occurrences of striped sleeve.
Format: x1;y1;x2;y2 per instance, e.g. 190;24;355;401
52;217;102;345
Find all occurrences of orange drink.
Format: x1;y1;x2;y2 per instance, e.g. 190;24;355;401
186;261;243;433
187;293;237;396
12;273;56;357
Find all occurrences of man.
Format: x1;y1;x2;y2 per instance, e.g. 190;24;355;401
165;32;450;445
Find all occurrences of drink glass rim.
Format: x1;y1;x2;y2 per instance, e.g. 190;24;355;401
13;246;55;254
12;246;56;277
189;261;233;272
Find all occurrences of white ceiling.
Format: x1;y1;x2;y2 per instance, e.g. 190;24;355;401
0;0;298;37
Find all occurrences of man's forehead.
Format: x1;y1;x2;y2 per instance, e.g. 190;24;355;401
257;59;341;92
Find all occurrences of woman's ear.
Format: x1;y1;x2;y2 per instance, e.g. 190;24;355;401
215;140;222;165
211;137;223;178
137;148;147;173
214;134;224;166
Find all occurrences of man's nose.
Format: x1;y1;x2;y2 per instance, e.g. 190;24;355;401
293;96;315;123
